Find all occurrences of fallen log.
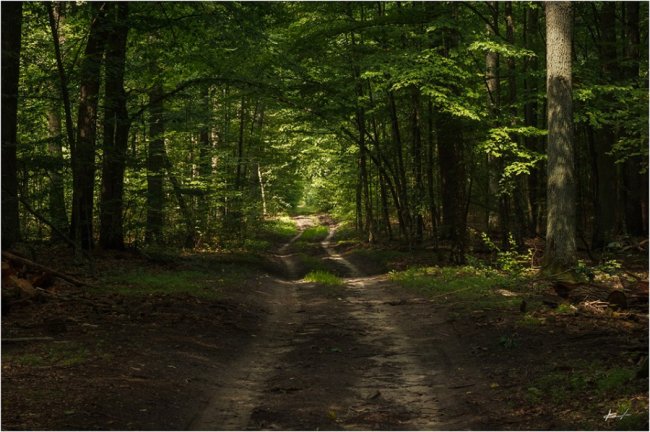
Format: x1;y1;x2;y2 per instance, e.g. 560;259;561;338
2;251;89;287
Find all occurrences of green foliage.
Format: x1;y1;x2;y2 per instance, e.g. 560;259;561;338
468;40;536;60
103;269;221;298
529;361;641;410
304;270;343;286
479;127;546;193
574;259;623;282
300;225;329;242
388;265;526;309
480;233;533;275
254;217;299;243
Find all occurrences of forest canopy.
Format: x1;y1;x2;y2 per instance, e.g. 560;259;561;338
2;1;648;264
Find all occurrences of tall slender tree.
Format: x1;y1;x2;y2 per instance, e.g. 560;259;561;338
70;2;108;251
100;2;130;250
543;2;577;274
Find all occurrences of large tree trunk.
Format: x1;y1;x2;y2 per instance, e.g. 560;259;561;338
146;78;165;244
99;2;130;250
543;2;577;274
70;2;108;251
1;1;23;249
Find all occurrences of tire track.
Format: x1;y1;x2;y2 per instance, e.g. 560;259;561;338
188;231;305;430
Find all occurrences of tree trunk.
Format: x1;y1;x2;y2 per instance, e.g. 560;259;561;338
99;2;130;250
426;99;438;244
622;1;648;237
146;78;165;244
47;2;76;161
46;107;68;238
524;5;543;236
437;113;467;263
543;2;577;274
198;86;212;232
591;2;621;249
388;91;412;244
70;2;107;252
485;1;501;236
164;155;196;248
1;1;23;249
411;87;424;244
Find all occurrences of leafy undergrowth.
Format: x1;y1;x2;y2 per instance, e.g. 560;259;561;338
525;360;648;430
385;259;648;430
388;265;528;310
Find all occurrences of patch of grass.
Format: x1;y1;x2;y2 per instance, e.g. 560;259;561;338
555;303;577;315
596;367;636;393
255;217;299;242
388;265;527;309
102;269;220;298
517;313;545;327
304;270;343;286
301;225;330;242
7;342;89;368
529;360;646;421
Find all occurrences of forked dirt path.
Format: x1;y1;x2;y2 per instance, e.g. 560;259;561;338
191;223;490;430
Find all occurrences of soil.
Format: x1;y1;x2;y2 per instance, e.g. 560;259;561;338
2;218;648;430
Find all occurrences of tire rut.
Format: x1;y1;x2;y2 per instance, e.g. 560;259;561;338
191;222;479;430
188;234;304;430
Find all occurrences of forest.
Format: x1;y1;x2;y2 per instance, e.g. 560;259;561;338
2;1;649;430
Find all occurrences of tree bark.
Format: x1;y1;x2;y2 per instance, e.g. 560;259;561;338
146;78;165;244
388;91;412;243
70;2;108;251
411;87;424;244
100;2;130;250
46;107;68;238
524;5;543;236
198;86;212;232
437;113;467;263
590;2;621;248
543;2;577;274
425;99;438;243
622;1;648;237
1;1;23;249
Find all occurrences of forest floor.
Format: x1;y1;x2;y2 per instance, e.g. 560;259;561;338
2;216;648;430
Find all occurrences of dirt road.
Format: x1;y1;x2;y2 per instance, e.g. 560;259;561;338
190;224;489;430
4;218;646;430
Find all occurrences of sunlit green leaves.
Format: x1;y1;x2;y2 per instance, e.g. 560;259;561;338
469;40;536;60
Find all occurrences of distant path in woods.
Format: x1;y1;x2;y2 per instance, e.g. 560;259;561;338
190;218;486;430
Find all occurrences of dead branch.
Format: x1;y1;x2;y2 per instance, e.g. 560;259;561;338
2;251;90;287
